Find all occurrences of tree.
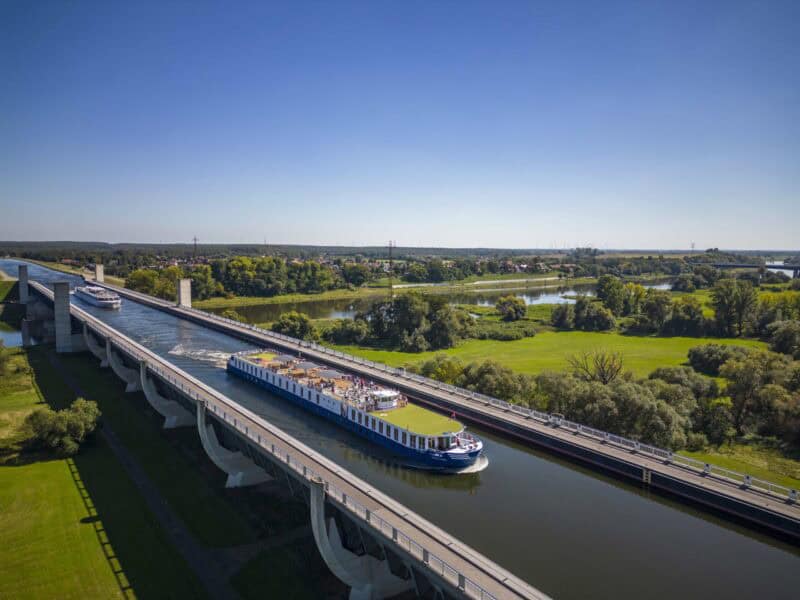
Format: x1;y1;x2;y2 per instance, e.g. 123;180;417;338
662;296;705;336
551;303;575;329
341;263;371;287
125;269;158;295
189;265;220;300
575;297;615;331
25;398;101;456
623;282;647;316
416;354;465;384
495;295;526;321
767;320;800;358
687;343;752;376
596;275;625;316
567;350;625;384
719;350;792;434
711;279;756;336
271;311;317;340
642;290;672;331
323;318;370;345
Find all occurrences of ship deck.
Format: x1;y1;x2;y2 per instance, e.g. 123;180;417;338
370;403;461;436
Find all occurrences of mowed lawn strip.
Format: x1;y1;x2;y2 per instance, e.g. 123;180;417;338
55;352;255;547
370;403;461;436
0;347;207;599
330;331;766;377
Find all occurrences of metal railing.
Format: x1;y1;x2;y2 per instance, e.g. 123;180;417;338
30;281;519;600
78;281;800;505
173;302;800;506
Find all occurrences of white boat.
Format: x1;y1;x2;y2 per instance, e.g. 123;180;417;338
73;285;122;308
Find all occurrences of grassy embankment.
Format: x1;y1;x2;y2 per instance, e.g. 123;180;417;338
0;344;342;598
0;346;207;599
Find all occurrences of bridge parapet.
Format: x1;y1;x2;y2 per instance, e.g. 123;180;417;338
28;280;544;600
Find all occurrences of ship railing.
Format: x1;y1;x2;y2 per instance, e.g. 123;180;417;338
177;302;798;505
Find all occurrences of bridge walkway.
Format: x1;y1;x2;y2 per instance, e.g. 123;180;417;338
91;282;800;537
30;280;548;600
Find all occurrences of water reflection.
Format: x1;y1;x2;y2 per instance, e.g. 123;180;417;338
208;282;673;323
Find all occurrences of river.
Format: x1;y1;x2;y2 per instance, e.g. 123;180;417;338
206;282;672;324
1;259;798;600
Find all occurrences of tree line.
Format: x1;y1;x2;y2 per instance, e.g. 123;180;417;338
409;346;800;451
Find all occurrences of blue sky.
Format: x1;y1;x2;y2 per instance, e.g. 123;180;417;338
1;1;797;249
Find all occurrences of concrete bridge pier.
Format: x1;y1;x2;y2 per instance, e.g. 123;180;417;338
83;323;109;367
107;339;142;392
309;478;414;600
18;265;29;303
196;402;270;488
177;278;191;308
54;282;86;353
139;362;194;428
94;264;104;283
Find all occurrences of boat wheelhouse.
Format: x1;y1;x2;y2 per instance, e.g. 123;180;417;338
227;350;483;469
73;285;122;308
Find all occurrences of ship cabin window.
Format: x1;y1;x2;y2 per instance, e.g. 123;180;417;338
316;393;320;404
378;422;384;434
393;429;398;441
370;417;375;430
292;384;296;393
350;408;355;420
357;412;363;424
410;435;416;448
401;432;407;445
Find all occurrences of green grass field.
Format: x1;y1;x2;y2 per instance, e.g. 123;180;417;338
54;352;255;547
331;331;766;377
0;347;207;599
681;442;800;490
371;402;461;436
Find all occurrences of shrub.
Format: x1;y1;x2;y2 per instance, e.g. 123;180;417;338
220;308;245;322
472;319;536;341
767;320;800;359
686;432;708;451
687;344;752;376
551;303;575;329
271;311;317;340
322;318;370;345
495;295;526;321
25;398;101;456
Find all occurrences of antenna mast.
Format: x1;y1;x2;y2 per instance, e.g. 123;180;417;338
192;236;199;260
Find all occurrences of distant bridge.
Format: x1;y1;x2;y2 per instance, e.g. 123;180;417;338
712;263;800;278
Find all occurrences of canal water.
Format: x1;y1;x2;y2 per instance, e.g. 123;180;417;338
2;259;798;600
206;282;672;324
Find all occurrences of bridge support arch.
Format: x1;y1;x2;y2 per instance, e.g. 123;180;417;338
107;340;142;393
83;324;109;367
196;402;270;488
309;478;414;600
139;362;194;429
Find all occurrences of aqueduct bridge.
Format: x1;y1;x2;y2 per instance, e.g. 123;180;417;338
7;258;800;600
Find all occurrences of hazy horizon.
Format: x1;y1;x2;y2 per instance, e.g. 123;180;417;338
2;2;798;249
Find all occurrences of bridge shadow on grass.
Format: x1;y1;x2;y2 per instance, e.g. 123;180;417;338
25;347;208;600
